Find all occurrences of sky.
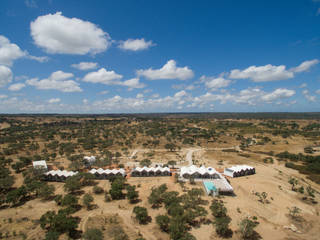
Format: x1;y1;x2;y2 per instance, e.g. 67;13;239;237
0;0;320;113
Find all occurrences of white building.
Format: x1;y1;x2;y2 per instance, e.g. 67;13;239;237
89;168;126;179
84;156;96;165
32;160;48;171
131;166;171;177
44;170;78;181
224;165;255;178
180;165;220;179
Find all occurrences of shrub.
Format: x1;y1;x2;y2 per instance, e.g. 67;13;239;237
83;228;103;240
133;206;150;224
93;186;104;194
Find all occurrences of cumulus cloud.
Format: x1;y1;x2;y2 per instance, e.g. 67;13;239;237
200;75;232;90
30;12;111;55
290;59;319;73
8;83;25;91
316;89;320;95
0;35;26;66
48;98;61;103
0;65;13;87
120;78;145;89
83;68;122;84
0;35;48;66
302;90;317;102
118;38;154;51
137;60;194;80
229;59;319;82
26;70;82;92
71;62;98;70
0;94;7;99
229;64;294;82
261;88;295;102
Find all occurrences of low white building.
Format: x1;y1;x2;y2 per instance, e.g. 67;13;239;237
89;168;126;179
131;166;171;177
180;165;220;179
44;170;78;181
32;160;48;171
224;165;255;178
84;156;96;165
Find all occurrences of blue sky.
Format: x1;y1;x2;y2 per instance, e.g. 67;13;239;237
0;0;319;113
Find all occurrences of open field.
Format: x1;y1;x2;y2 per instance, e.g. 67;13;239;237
0;115;320;240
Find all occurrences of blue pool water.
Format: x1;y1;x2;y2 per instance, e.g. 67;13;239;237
203;181;217;194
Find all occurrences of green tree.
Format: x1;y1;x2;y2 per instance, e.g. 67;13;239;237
133;206;150;224
0;167;14;193
83;193;94;210
38;184;55;200
156;215;170;232
83;228;103;240
64;175;82;193
109;177;126;200
148;184;167;208
126;185;139;203
238;217;259;239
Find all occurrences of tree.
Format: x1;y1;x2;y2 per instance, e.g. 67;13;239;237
83;193;94;210
0;167;14;193
165;143;176;152
238;217;259;239
133;206;150;224
167;160;177;168
64;175;82;193
40;210;78;238
156;215;170;232
126;185;139;203
148;184;167;208
214;216;232;237
169;216;188;240
6;186;27;206
288;206;301;220
61;194;78;209
93;186;104;194
140;159;151;167
83;228;103;240
109;177;125;200
210;200;227;218
38;184;55;200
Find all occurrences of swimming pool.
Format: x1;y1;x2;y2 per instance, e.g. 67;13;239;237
203;181;218;196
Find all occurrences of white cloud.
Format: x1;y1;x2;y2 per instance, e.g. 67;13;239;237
0;94;7;99
71;62;98;70
83;99;88;104
121;78;145;89
200;75;232;90
0;35;26;66
48;98;61;103
302;89;317;102
299;83;307;88
316;89;320;95
229;59;319;82
118;38;154;51
99;90;109;95
229;64;294;82
26;70;82;92
83;68;122;84
27;55;49;63
31;12;111;55
261;88;295;102
8;83;25;91
0;65;13;87
290;59;319;73
136;93;144;99
137;60;194;80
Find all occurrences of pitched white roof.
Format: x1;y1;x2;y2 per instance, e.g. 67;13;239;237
132;166;170;173
180;165;220;177
84;156;96;163
33;160;47;169
225;165;254;173
89;168;126;176
45;170;78;177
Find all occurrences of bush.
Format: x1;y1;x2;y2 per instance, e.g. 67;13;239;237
83;193;94;210
133;206;150;224
83;228;103;240
93;186;104;194
238;217;259;239
156;215;170;232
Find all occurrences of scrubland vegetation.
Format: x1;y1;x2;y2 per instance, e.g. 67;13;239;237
0;114;319;239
